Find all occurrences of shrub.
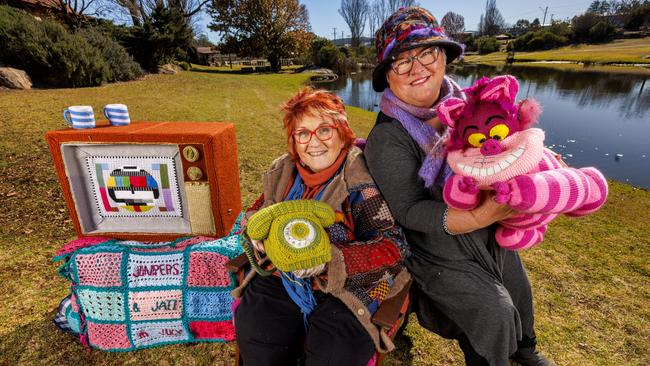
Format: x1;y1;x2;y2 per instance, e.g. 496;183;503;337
77;28;144;82
309;38;341;70
0;5;109;87
549;21;573;38
589;21;615;42
458;33;476;52
177;61;191;71
510;30;569;51
316;44;342;70
475;36;500;54
623;4;650;30
572;12;600;40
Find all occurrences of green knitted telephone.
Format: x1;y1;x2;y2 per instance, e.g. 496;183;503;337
246;200;335;272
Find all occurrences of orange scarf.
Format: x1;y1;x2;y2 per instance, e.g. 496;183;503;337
292;148;348;200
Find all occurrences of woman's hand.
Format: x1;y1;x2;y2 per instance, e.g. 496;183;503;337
251;239;265;253
546;148;569;168
470;191;517;226
292;263;327;278
446;191;517;234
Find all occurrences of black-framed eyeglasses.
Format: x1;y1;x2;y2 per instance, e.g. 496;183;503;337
293;124;338;144
390;47;442;75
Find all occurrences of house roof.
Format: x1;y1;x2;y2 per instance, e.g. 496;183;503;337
196;47;218;54
5;0;73;14
7;0;62;9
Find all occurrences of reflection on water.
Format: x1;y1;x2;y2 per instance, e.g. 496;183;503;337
318;65;650;188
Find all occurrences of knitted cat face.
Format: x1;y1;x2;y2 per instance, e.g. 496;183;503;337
437;75;544;186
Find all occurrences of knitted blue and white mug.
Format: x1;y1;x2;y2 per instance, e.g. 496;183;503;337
63;106;95;129
103;104;130;126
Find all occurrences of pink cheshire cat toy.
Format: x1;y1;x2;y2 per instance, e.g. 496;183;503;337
437;75;609;250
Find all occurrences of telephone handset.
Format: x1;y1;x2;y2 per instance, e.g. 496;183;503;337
245;200;335;272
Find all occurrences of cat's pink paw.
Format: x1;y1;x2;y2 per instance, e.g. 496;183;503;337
458;176;479;194
492;181;511;204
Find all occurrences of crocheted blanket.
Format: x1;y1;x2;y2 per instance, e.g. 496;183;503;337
55;221;243;351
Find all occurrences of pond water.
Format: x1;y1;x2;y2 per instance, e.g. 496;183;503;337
319;65;650;189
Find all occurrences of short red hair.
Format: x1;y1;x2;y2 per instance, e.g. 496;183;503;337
281;87;356;161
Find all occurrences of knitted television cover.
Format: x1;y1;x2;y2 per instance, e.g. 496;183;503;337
54;216;244;351
246;200;335;272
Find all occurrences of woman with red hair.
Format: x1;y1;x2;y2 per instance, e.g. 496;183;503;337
234;87;410;365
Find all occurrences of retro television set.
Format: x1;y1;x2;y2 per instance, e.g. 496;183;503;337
46;121;242;241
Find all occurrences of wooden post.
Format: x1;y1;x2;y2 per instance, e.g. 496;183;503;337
639;79;646;96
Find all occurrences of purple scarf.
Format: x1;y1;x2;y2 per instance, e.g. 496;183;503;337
380;76;464;188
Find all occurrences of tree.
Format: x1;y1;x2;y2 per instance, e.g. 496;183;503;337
195;33;214;47
478;0;506;36
310;37;341;70
339;0;370;47
52;0;109;28
208;0;310;71
511;19;531;36
475;35;499;54
130;3;194;70
386;0;418;12
589;20;615;41
608;0;650;30
572;12;601;39
587;0;611;14
441;11;464;39
368;0;387;38
622;2;650;30
111;0;209;27
531;17;541;29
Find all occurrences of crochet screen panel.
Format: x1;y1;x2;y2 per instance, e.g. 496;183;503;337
64;234;242;351
60;144;191;235
88;157;182;218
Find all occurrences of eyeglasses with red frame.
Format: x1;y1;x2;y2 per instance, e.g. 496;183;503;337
293;124;339;144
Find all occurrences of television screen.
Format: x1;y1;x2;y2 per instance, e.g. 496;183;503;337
61;143;190;234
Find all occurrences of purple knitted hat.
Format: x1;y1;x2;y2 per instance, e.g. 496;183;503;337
372;7;464;92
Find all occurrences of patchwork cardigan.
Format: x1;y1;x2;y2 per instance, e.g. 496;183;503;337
239;146;411;353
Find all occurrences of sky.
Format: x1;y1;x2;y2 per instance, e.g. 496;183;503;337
196;0;595;43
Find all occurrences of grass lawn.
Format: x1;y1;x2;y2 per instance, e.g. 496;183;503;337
464;38;650;75
1;67;649;365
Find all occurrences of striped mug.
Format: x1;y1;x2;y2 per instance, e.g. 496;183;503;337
63;106;95;129
103;104;130;126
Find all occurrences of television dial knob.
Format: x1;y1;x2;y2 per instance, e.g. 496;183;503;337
183;146;200;162
187;166;203;181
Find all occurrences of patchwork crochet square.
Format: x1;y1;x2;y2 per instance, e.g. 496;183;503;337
57;233;243;352
87;322;131;350
75;252;123;287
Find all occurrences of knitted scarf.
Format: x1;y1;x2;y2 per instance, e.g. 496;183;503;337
379;76;464;187
294;148;348;199
280;150;347;330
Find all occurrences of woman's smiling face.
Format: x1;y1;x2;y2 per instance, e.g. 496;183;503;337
294;113;344;173
386;46;446;108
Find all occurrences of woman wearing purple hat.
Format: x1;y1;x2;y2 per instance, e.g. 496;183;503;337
364;7;555;366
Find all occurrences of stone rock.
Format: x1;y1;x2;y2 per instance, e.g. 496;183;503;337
158;64;181;74
0;67;32;89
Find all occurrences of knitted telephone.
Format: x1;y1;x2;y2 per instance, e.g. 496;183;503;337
246;200;335;272
437;75;608;250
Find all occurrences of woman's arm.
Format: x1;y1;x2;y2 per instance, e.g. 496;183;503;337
446;192;516;234
317;184;407;291
365;122;514;236
365;122;449;236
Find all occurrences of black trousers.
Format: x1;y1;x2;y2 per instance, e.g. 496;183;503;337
235;275;376;366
